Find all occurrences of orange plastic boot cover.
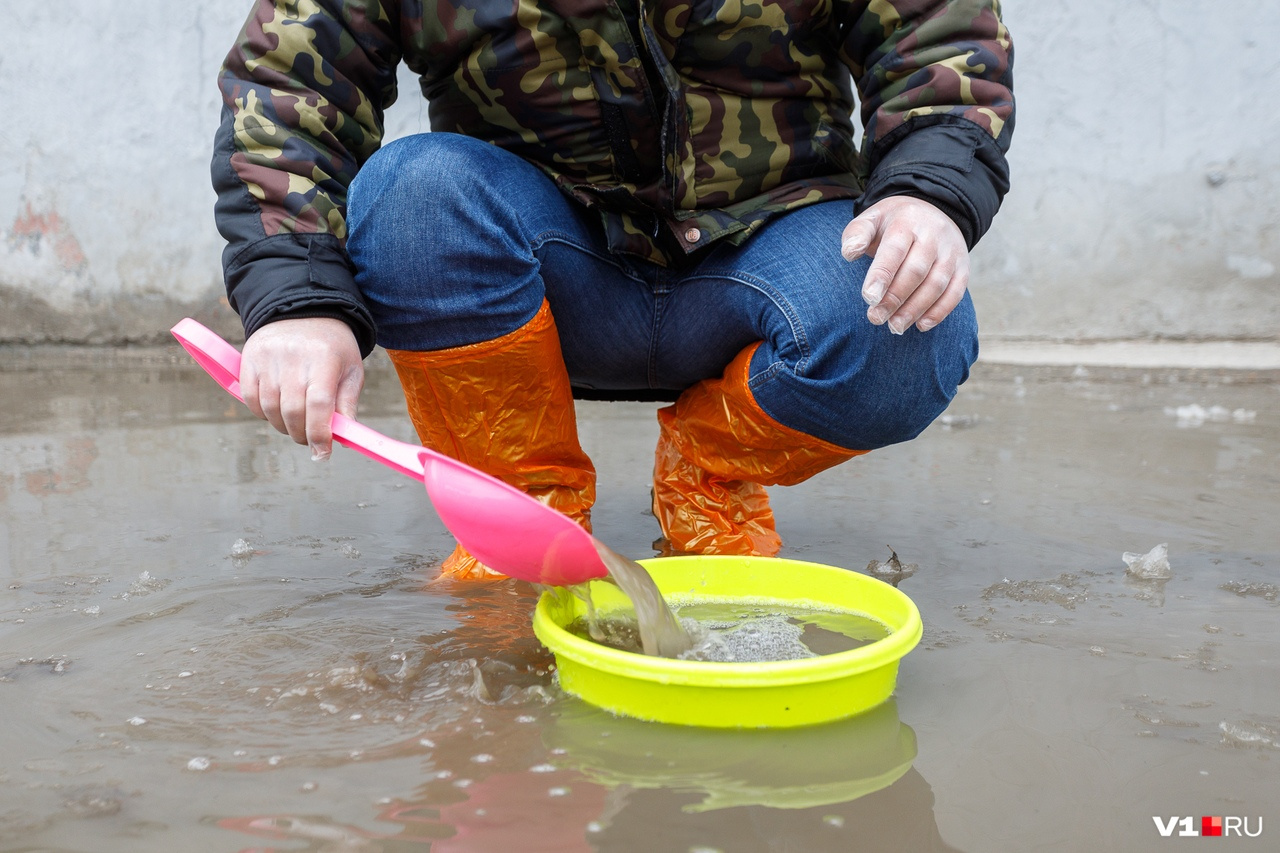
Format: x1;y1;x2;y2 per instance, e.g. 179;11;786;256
654;342;866;556
386;301;596;580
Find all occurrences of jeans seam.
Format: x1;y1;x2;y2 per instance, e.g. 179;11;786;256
648;268;672;388
678;270;813;384
531;231;653;297
531;231;627;270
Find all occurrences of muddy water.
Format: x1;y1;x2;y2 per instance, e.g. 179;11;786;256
1;356;1277;852
589;542;692;658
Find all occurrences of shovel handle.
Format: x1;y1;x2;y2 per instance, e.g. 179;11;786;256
171;318;244;402
171;318;427;482
330;413;426;482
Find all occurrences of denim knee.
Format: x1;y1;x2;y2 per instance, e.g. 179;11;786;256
349;133;499;218
750;294;979;451
347;133;548;350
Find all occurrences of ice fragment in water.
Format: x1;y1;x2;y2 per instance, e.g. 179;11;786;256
187;757;211;771
126;571;170;597
1123;543;1172;580
1165;404;1256;427
1219;580;1279;601
939;413;979;430
230;539;254;559
1218;721;1279;749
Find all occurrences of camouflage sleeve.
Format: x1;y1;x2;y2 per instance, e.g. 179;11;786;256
841;0;1015;247
213;0;403;355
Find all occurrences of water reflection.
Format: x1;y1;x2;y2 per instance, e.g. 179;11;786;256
587;768;958;853
546;699;915;813
214;694;955;852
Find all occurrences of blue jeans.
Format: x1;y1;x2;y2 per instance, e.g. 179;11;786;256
347;133;978;451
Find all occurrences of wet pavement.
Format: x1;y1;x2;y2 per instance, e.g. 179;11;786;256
1;350;1277;852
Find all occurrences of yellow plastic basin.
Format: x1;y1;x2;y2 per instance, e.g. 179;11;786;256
533;555;922;728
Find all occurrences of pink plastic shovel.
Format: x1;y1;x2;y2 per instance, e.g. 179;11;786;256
171;318;608;586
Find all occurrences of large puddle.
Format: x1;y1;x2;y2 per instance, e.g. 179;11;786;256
1;356;1276;851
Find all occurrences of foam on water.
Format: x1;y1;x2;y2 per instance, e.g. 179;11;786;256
567;600;890;662
676;611;814;663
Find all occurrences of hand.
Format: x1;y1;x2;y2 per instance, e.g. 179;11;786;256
840;197;970;334
239;317;364;460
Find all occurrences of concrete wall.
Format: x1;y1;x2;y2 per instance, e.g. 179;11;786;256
2;1;1277;345
980;2;1280;341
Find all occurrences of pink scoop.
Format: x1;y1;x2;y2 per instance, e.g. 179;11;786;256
171;319;608;586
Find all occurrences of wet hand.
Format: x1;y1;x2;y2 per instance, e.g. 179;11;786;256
239;318;364;460
840;197;970;334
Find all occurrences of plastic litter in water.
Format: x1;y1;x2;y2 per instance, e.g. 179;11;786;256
1123;543;1172;580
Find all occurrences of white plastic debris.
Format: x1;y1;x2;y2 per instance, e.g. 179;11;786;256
1123;543;1172;580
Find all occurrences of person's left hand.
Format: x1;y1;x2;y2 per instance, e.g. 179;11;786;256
840;196;970;334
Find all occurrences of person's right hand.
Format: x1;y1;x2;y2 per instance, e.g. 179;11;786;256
239;317;364;460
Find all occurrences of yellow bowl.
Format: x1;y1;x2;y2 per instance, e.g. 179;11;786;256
533;555;922;728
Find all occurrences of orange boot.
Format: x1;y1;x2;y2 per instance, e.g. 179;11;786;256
653;342;866;556
386;300;596;579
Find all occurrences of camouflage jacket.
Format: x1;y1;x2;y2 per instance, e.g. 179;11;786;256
214;0;1014;355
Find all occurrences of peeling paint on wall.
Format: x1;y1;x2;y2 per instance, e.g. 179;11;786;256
9;203;88;272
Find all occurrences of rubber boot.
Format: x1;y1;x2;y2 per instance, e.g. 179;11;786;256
653;342;866;556
386;300;596;580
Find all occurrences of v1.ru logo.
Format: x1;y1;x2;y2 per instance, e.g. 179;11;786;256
1153;815;1263;837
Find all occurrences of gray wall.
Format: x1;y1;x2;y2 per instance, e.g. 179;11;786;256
2;1;1276;345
